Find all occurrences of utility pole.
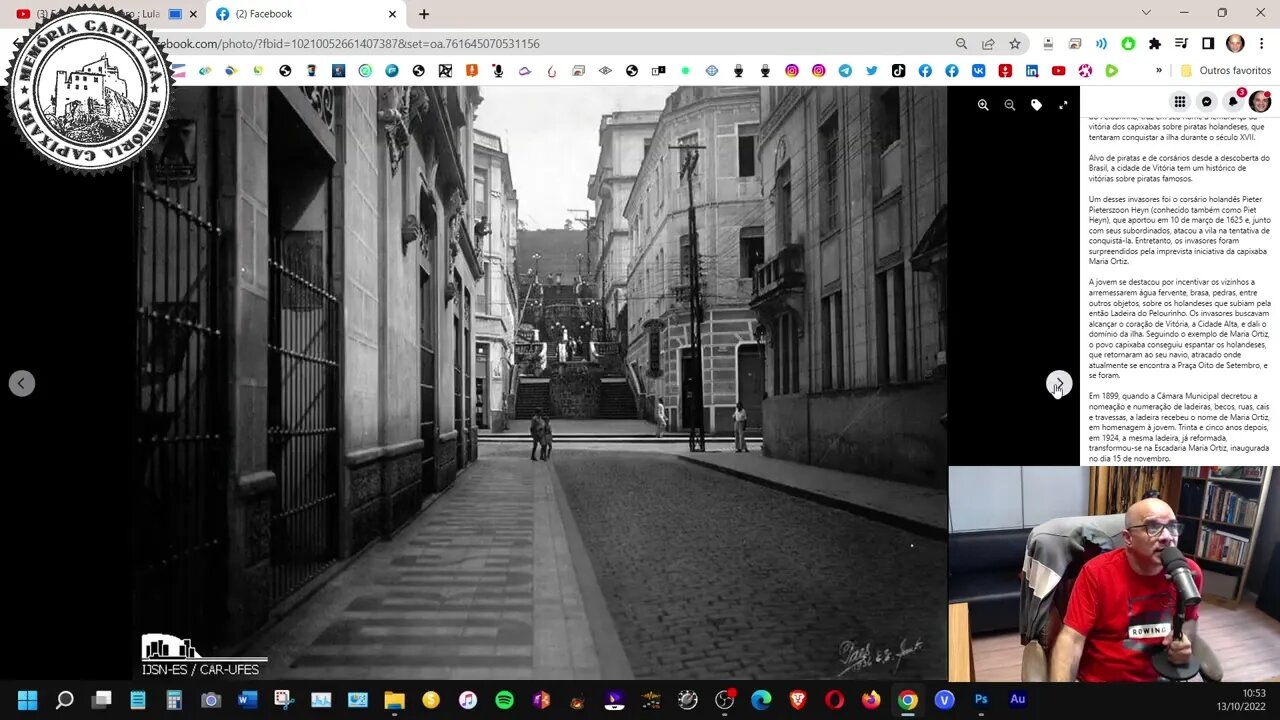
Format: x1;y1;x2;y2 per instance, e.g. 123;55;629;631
677;142;707;452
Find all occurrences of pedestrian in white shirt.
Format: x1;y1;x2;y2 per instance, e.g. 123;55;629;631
733;402;748;452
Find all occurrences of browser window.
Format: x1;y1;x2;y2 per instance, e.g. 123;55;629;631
1;0;1277;709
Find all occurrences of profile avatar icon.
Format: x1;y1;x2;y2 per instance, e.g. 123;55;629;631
1249;90;1271;113
1226;34;1245;53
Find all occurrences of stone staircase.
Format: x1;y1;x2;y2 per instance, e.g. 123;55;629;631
597;378;637;419
514;379;550;419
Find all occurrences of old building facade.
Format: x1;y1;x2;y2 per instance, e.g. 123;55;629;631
750;86;948;487
472;129;519;431
620;87;766;435
588;110;660;344
131;85;482;653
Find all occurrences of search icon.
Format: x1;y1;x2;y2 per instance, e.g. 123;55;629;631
977;99;989;111
56;691;75;710
956;38;968;49
1004;99;1016;110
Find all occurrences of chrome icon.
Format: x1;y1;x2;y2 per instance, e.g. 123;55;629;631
750;690;772;710
898;689;919;712
784;64;800;77
812;63;826;77
862;691;881;710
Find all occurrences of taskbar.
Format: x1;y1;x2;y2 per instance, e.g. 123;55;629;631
2;681;1272;716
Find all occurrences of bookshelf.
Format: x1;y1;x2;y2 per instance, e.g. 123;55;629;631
1175;466;1273;607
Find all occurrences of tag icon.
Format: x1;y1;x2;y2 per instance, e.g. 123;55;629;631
789;691;807;710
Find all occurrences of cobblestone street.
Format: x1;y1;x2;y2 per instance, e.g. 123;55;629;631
243;444;945;681
553;449;947;680
243;445;611;680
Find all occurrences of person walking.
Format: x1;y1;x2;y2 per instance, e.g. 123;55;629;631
529;409;546;461
733;401;749;452
655;398;667;438
539;415;553;460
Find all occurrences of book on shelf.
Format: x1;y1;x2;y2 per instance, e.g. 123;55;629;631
1183;465;1264;481
1203;483;1260;526
1197;526;1250;567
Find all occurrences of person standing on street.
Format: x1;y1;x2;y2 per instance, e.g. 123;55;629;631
530;409;546;461
655;398;667;438
733;401;749;452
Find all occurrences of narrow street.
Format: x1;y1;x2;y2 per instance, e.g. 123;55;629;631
245;444;945;680
554;450;946;680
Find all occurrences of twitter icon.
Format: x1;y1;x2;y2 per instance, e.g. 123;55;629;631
865;65;878;76
838;64;852;77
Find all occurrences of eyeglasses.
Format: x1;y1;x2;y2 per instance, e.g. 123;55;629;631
1128;521;1183;538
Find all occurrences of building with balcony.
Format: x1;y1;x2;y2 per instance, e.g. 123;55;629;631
472;129;519;430
621;87;766;435
751;86;947;488
588;109;661;344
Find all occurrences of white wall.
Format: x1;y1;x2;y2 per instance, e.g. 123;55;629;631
949;466;1089;533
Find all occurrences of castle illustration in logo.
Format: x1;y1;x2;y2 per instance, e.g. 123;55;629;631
43;53;140;143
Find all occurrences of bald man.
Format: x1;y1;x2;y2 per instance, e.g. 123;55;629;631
1049;498;1203;682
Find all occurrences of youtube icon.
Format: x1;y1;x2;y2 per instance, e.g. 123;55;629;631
17;9;32;20
1052;65;1067;76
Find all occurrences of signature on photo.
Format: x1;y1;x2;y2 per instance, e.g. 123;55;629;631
836;637;925;677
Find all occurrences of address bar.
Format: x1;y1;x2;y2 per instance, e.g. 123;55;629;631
151;31;1031;55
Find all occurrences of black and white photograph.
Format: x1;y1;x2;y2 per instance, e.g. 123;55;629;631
125;84;950;680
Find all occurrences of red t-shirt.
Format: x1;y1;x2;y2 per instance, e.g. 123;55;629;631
1062;547;1203;682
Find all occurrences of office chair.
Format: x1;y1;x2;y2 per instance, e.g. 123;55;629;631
1019;514;1223;682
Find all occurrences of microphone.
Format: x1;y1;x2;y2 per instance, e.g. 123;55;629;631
1161;546;1202;607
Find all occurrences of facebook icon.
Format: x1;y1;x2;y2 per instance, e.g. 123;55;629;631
945;64;959;77
215;7;230;21
971;63;987;77
918;63;932;77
